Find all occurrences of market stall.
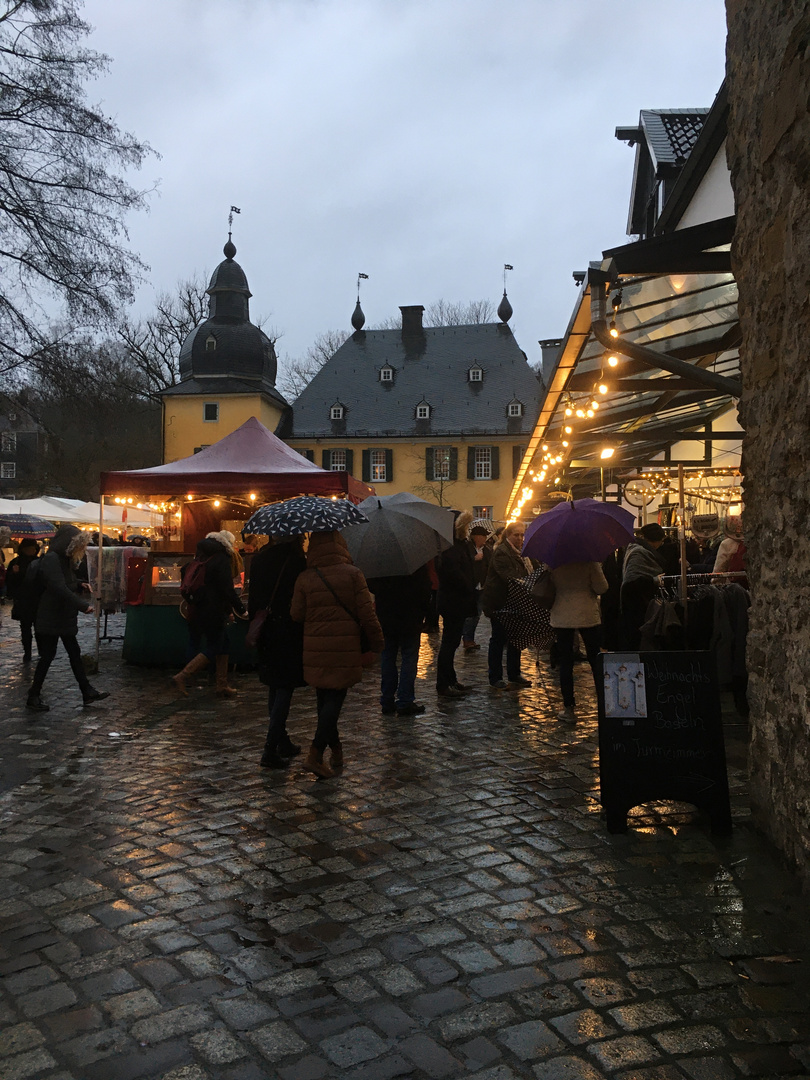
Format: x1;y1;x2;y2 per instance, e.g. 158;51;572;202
99;416;374;665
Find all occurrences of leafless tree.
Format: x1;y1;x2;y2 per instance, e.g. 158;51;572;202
277;329;350;401
0;0;156;378
373;298;496;330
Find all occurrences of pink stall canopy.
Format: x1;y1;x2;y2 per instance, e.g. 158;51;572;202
100;416;373;502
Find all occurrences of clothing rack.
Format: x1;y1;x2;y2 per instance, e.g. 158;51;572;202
658;572;747;603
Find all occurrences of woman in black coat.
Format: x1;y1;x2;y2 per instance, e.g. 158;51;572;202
27;525;109;712
172;531;245;697
7;538;40;663
248;538;307;768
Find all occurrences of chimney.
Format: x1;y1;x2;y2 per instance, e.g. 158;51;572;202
399;305;424;334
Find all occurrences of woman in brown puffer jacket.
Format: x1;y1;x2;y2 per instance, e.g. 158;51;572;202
291;532;383;777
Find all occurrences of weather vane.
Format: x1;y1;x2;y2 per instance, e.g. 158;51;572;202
228;205;241;236
357;272;368;301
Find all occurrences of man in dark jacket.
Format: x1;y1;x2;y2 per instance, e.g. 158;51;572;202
368;564;432;716
435;511;477;698
27;525;109;712
620;523;667;648
7;538;39;663
248;538;306;768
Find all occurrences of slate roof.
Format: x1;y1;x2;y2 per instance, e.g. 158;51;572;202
639;109;709;168
290;322;541;438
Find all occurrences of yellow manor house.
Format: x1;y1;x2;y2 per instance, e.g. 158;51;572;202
161;240;541;520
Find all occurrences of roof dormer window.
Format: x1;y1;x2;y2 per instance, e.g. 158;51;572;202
469;365;483;383
507;401;523;417
380;365;394;383
205;335;217;352
415;402;431;420
330;403;345;421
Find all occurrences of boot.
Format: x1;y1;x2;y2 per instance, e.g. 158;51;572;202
26;690;49;712
171;653;209;695
83;686;110;705
260;746;289;769
214;655;237;697
304;743;334;778
330;741;343;769
276;734;301;758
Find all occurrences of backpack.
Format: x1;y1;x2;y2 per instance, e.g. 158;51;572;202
180;557;209;605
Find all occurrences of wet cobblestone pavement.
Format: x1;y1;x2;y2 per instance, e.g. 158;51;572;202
1;610;809;1080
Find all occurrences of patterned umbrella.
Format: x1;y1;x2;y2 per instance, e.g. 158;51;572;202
0;513;56;539
522;498;635;568
244;496;368;538
493;568;554;650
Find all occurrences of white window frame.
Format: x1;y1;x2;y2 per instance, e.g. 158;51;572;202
508;402;523;417
416;403;430;419
473;505;493;520
474;446;492;480
380;367;393;382
370;449;387;482
330;404;344;420
330;448;347;471
433;447;451;481
203;402;219;422
469;366;483;382
1;461;16;479
1;432;16;453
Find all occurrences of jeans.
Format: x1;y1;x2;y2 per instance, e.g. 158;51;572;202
556;625;602;707
188;619;229;660
265;687;294;753
488;615;522;684
380;628;421;706
436;615;465;690
31;632;90;695
313;687;347;751
462;593;484;643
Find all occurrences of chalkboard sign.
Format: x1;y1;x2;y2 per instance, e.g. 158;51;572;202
597;651;732;835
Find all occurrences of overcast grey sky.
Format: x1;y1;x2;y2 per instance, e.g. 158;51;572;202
81;0;728;379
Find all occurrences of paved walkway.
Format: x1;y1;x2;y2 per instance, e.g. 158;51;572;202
1;610;809;1080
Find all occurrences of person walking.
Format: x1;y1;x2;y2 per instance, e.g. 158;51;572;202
435;511;477;698
172;531;245;697
7;538;40;663
462;524;492;650
550;560;609;721
619;523;667;648
368;564;432;716
26;525;109;712
291;531;383;778
481;521;534;689
248;537;307;768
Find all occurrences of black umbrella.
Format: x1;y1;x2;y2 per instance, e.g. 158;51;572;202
244;495;368;538
493;568;554;650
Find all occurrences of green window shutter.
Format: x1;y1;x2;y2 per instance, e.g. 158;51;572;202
425;447;434;480
345;449;354;475
491;446;500;480
361;449;371;483
467;447;476;480
384;449;393;482
304;449;315;463
322;449;331;470
449;447;458;481
512;445;524;478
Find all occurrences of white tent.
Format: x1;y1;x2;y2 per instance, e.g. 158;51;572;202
0;496;152;530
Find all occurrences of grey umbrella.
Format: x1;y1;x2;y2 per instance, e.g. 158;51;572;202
342;492;455;577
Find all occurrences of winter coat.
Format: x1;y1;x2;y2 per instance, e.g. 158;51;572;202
550;561;609;629
469;541;492;588
35;525;91;637
187;537;245;631
291;532;384;690
367;565;432;635
436;539;477;620
713;537;745;573
7;552;38;606
248;540;306;689
481;540;532;616
622;540;666;585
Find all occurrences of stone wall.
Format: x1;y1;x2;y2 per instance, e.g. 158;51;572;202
725;0;810;884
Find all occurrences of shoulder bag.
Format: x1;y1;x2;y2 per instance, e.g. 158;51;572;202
246;557;289;649
314;567;375;666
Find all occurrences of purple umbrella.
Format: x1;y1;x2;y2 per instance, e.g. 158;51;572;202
522;499;635;568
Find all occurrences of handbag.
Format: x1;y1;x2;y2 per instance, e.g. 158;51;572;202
529;567;556;609
246;557;289;649
314;568;375;665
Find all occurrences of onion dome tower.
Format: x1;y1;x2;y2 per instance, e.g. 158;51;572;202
178;237;278;391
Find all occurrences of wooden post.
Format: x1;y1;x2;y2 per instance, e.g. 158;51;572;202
678;464;688;643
